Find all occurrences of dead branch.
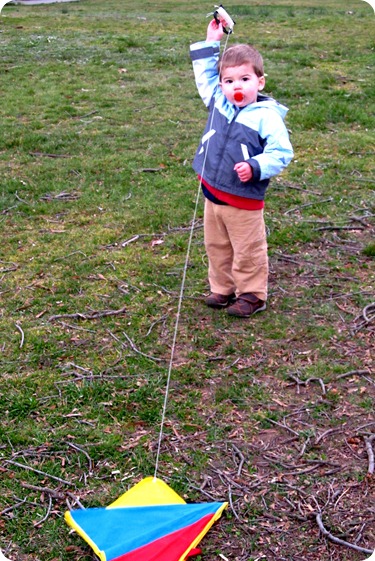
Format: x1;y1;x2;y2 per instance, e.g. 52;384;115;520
314;427;342;445
20;482;65;499
352;302;375;334
109;330;163;363
49;306;126;322
54;321;96;333
284;197;333;215
287;373;326;395
228;486;241;521
315;225;365;231
102;232;154;250
356;422;375;432
66;442;93;474
351;176;375;183
0;497;29;515
337;369;371;379
363;302;375;323
278;181;322;195
363;435;375;475
121;235;140;246
122;330;163;362
15;323;25;349
40;191;80;201
167;220;203;232
267;418;300;437
232;444;245;477
350;215;371;227
1;205;18;215
3;460;72;486
33;494;53;527
53;250;88;262
143;313;169;338
30;151;71;159
141;167;165;172
274;252;303;265
0;261;18;273
66;492;85;510
315;513;373;554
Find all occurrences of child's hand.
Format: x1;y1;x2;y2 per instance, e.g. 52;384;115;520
234;162;253;182
206;19;224;41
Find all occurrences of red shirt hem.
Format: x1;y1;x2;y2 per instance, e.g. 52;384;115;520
200;177;264;210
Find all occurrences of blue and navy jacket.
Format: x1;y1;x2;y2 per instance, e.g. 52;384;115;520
190;40;293;201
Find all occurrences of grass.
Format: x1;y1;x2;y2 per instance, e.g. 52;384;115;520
0;0;374;560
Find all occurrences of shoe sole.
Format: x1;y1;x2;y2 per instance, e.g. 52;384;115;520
227;303;267;318
205;295;236;309
206;300;235;309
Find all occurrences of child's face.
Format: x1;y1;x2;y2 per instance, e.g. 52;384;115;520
220;63;265;107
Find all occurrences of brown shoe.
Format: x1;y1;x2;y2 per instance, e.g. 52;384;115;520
227;293;266;318
205;292;236;309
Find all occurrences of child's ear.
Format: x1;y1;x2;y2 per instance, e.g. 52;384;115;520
258;76;266;91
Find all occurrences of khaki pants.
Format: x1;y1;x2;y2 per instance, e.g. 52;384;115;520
204;199;268;301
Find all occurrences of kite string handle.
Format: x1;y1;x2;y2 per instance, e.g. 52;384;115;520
213;4;235;34
154;12;233;481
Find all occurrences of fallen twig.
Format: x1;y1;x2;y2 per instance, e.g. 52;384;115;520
109;330;163;363
228;485;241;521
352;302;375;334
314;427;342;445
54;321;96;333
141;167;165;172
363;435;375;475
122;330;163;362
40;191;80;201
284;197;333;215
337;369;371;379
49;306;126;322
266;418;299;437
279;182;322;195
30;151;71;159
4;460;72;486
363;302;375;323
287;373;326;395
0;261;18;273
315;225;365;231
33;495;53;527
350;215;371;227
315;513;373;554
66;492;85;510
20;482;65;499
143;314;169;338
1;497;29;515
15;323;25;349
121;235;140;246
356;422;375;432
53;250;88;262
232;444;245;477
66;442;93;474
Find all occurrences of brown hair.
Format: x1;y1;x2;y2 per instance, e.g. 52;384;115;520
219;44;264;78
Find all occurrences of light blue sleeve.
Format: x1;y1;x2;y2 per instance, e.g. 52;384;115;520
190;41;221;107
251;110;293;180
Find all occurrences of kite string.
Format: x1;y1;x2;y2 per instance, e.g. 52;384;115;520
154;30;231;480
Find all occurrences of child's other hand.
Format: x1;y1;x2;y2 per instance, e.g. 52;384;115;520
234;162;253;182
206;19;224;41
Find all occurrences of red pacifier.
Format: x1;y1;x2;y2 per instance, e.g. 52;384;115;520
234;91;244;103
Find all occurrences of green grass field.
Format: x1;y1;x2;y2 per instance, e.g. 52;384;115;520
0;1;374;560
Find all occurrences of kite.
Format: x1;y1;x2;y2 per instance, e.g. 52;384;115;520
65;476;228;561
